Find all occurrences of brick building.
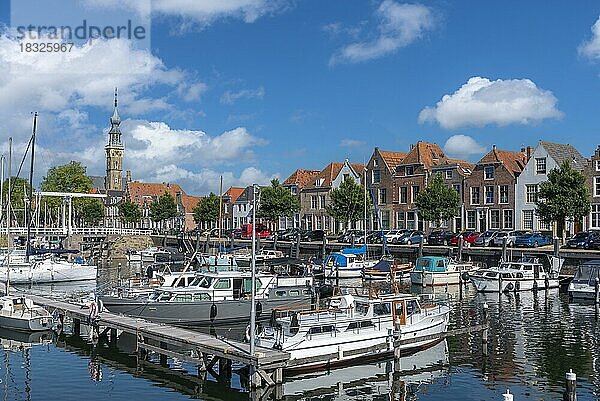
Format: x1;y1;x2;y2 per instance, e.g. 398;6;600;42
430;159;474;231
282;169;320;229
583;145;600;231
464;146;529;233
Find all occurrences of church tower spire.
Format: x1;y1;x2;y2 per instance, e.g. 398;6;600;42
105;87;125;191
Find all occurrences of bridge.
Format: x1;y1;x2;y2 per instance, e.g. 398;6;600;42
6;226;152;236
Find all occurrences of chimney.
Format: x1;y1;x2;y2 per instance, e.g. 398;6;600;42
410;144;415;150
126;170;132;183
493;144;496;151
526;146;534;160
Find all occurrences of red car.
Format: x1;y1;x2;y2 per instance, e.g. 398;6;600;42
241;223;271;239
449;231;480;246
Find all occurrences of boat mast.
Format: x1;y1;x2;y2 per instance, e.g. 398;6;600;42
363;165;367;256
218;175;223;249
249;183;257;383
25;113;37;263
6;138;11;295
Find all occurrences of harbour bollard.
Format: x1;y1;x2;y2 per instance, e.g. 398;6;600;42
501;236;508;262
295;234;300;258
351;233;356;248
273;233;278;250
553;237;560;257
118;262;122;286
482;302;489;322
321;236;327;260
563;369;577;401
595;278;599;305
418;235;424;258
503;389;513;401
457;235;464;261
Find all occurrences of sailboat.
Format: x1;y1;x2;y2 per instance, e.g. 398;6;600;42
0;130;54;332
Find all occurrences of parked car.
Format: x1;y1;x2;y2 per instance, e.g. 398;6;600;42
266;229;287;240
473;230;500;247
491;230;529;247
201;228;220;238
449;231;480;246
514;232;552;248
337;230;362;243
565;231;599;249
240;223;271;239
368;230;388;243
589;233;600;250
397;230;425;245
427;230;456;246
385;230;407;244
279;228;302;241
301;229;326;242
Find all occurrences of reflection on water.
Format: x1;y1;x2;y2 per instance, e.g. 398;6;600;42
0;263;597;400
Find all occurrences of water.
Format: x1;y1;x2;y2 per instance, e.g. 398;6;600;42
2;268;599;401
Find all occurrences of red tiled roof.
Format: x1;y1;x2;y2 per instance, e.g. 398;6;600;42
399;141;448;168
283;169;321;189
181;194;202;213
128;181;185;206
224;186;245;203
446;158;475;172
306;162;365;189
478;148;527;177
378;149;407;172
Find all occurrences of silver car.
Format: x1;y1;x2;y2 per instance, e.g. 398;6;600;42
492;230;530;247
473;230;499;247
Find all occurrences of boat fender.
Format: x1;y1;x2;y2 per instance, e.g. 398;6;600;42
256;301;263;317
461;272;470;282
505;282;514;292
88;301;99;322
210;303;217;321
244;325;251;343
515;281;520;291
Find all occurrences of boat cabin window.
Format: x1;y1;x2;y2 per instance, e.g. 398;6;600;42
308;325;335;335
500;272;512;278
158;292;173;301
417;259;430;268
522;265;533;271
191;276;213;288
573;266;600;284
174;294;192;302
515;273;524;278
193;293;211;301
213;279;231;290
289;290;300;296
303;289;312;296
355;302;369;315
346;321;374;330
406;300;420;316
373;302;391;316
243;278;262;293
275;290;287;297
436;260;445;268
485;272;497;278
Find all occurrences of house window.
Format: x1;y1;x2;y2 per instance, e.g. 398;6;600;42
467;210;476;229
381;211;390;229
470;187;480;205
305;214;313;230
316;216;323;230
490;210;500;229
324;216;330;231
320;195;326;209
405;166;414;176
484;166;494;180
595;177;600;197
396;211;406;229
445;170;453;179
596;160;600;171
379;188;387;204
411;186;420;202
503;209;513;229
373;159;379;168
399;187;408;204
372;170;381;184
407;211;416;229
592;204;600;228
526;184;538;203
485;186;494;204
290;186;297;195
522;210;534;230
311;195;318;209
343;173;350;181
535;157;547;174
453;184;461;196
538;219;550;231
499;185;509;204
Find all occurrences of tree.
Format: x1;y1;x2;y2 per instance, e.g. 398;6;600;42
79;198;104;226
1;177;33;225
118;199;142;225
414;173;460;226
536;161;591;240
40;161;93;209
150;191;179;230
326;177;369;231
193;193;220;227
258;179;300;229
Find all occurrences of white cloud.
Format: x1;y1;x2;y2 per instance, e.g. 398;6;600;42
177;82;208;102
151;164;277;194
579;17;600;60
220;87;265;104
443;135;486;160
418;77;563;130
340;139;366;148
330;1;435;65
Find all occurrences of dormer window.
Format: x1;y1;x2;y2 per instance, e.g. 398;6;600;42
315;178;325;187
373;159;379;168
405;166;414;176
595;160;600;171
535;157;546;174
484;166;494;180
445;170;453;179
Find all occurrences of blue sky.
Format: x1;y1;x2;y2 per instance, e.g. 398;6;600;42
1;1;600;194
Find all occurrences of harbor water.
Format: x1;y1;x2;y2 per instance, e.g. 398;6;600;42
1;263;599;401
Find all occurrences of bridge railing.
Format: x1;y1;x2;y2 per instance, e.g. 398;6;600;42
5;227;153;236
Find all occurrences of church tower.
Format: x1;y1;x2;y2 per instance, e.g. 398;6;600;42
105;88;125;191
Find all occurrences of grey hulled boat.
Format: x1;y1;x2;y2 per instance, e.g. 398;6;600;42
0;296;54;332
101;270;314;326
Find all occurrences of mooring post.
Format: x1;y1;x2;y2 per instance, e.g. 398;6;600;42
321;236;327;260
458;235;463;261
205;234;211;254
502;236;508;262
502;389;513;401
595;278;599;305
117;262;122;286
273;233;278;250
110;328;117;345
159;341;168;367
418;235;424;258
554;237;560;257
564;369;577;401
393;345;401;374
482;302;489;322
295;234;300;258
351;233;356;248
195;232;200;253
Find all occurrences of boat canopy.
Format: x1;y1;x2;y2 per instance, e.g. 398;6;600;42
413;256;447;272
325;254;348;267
28;248;79;256
340;245;367;255
572;261;600;284
365;259;391;273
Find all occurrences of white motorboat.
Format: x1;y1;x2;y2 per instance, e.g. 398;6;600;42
410;256;478;287
235;249;284;267
568;260;600;300
0;296;54;332
323;246;378;278
0;257;97;284
470;256;563;293
256;292;449;372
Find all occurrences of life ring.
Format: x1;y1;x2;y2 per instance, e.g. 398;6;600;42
505;282;514;292
210;303;217;321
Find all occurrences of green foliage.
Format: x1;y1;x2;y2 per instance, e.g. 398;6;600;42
193;193;220;225
150;192;179;224
326;177;369;229
40;161;93;210
118;199;142;224
536;161;590;237
258;179;300;226
79;198;104;226
2;176;32;210
414;173;460;224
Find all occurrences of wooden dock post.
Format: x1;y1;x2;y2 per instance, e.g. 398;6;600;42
457;235;463;261
110;328;118;344
563;369;577;401
73;318;81;336
418;236;424;258
595;278;599;305
159;341;168;367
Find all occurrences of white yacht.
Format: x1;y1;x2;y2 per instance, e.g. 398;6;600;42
0;296;54;332
235;249;284;267
0;257;97;284
323;246;378;278
470;256;563;293
568;260;600;300
256;292;449;372
410;256;478;287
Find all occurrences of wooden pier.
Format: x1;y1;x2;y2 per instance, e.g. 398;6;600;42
26;294;289;388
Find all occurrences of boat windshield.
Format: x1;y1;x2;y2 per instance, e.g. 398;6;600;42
355;302;369;316
573;266;600;284
190;276;213;288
